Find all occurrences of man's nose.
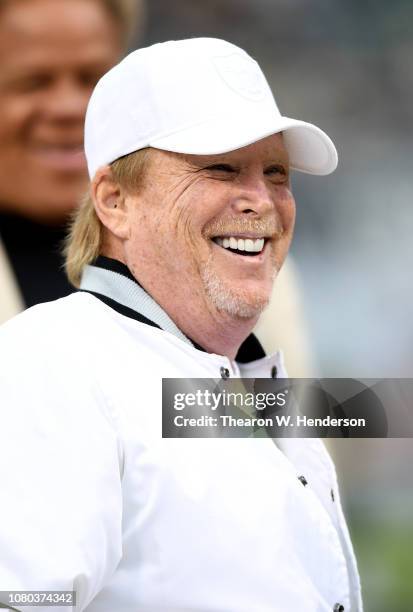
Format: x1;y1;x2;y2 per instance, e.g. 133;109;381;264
42;77;89;123
231;173;274;217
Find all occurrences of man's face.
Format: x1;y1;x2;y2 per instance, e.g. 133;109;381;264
0;0;121;222
125;133;296;321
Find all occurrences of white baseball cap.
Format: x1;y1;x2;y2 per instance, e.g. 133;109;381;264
85;37;338;179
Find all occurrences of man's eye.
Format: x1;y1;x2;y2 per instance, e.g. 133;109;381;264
11;74;51;93
205;164;236;173
78;66;111;88
265;165;287;176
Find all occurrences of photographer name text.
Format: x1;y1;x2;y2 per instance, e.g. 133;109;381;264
173;414;366;428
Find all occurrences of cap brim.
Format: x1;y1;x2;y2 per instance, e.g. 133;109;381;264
149;114;337;176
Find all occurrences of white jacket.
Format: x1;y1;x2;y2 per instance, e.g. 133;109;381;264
0;237;23;325
0;259;362;612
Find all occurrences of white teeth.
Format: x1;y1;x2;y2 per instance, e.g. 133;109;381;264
214;236;265;253
245;239;253;251
253;238;265;252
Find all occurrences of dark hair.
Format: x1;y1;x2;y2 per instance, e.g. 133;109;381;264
99;0;145;48
0;0;145;49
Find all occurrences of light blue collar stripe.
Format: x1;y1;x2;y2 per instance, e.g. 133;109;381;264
80;264;192;346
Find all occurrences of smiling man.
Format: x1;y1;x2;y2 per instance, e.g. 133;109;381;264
85;135;294;358
0;39;362;611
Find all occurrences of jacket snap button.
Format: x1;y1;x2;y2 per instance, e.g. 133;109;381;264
333;604;344;612
220;366;230;380
271;365;278;379
298;475;308;486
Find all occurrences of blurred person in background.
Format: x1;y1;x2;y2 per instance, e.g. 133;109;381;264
0;0;143;320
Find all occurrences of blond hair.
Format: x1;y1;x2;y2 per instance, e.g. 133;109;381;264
64;148;150;288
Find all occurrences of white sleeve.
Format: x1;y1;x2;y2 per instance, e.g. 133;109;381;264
0;317;123;611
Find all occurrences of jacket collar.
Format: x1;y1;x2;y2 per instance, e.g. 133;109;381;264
80;256;266;364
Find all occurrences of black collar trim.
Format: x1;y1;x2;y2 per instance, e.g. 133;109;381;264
83;256;266;363
93;255;138;283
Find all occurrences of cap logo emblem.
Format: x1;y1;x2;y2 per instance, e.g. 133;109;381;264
212;53;267;101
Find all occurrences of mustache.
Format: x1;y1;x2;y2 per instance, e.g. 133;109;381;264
205;216;283;238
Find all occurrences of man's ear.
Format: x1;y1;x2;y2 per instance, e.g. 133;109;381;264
91;166;130;240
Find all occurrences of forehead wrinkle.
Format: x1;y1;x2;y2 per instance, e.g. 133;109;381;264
150;149;202;176
180;145;290;169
